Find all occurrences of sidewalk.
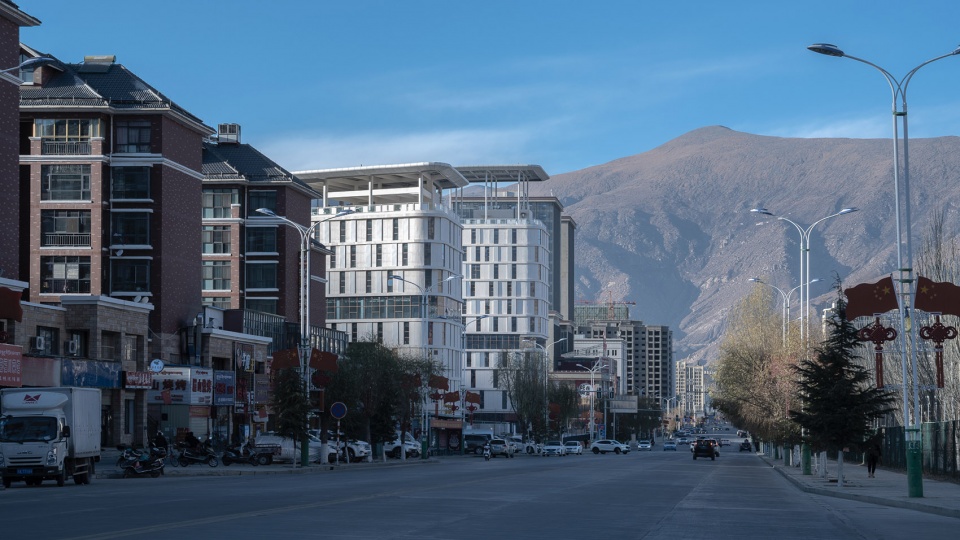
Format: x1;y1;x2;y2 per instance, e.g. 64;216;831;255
97;448;436;479
760;453;960;519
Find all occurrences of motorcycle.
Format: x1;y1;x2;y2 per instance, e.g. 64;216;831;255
222;440;273;466
483;444;491;461
175;439;220;467
117;445;166;478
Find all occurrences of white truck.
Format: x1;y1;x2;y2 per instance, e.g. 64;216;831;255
0;387;101;487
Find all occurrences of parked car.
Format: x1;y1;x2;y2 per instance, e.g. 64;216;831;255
563;441;583;455
488;438;514;458
254;433;329;463
637;440;652;451
662;441;678;451
308;430;371;462
677;436;690;445
739;440;753;452
589;440;630;454
386;432;421;459
541;440;566;456
692;440;716;460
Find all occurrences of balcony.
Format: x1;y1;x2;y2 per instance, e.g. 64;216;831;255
41;140;92;156
42;233;91;248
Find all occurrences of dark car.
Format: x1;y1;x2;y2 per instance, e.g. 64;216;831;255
692;440;715;460
739;440;753;452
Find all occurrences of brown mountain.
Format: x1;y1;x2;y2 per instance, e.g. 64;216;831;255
532;126;960;365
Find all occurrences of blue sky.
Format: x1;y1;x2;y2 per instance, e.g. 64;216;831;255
20;1;960;175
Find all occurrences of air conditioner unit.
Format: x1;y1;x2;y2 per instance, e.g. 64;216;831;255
31;336;46;351
67;338;80;355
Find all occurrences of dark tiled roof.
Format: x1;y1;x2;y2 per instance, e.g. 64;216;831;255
20;57;206;127
203;141;315;192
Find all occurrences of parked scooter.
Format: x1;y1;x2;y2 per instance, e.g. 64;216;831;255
175;438;219;467
222;439;273;466
117;445;166;478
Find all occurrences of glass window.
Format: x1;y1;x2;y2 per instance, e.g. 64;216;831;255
470;229;476;244
202;189;239;218
375;244;382;267
111;259;150;292
41;164;91;200
493;229;499;244
392;219;399;241
365;220;373;241
248;190;276;215
471;264;480;279
340;222;347;243
41;210;91;247
246;263;277;289
350;246;357;268
424;243;432;266
245;227;276;253
403;322;410;345
203;297;231;310
245;299;277;314
113;213;150;245
41;256;91;294
115;120;152;153
365;271;372;294
401;244;408;266
111;167;150;199
427;217;435;240
35;119;100;155
202;260;231;290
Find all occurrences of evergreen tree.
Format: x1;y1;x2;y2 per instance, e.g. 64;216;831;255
271;368;310;443
791;281;895;454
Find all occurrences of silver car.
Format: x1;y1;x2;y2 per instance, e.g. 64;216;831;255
589;439;630;454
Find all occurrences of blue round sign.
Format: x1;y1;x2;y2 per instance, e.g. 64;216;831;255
330;401;348;420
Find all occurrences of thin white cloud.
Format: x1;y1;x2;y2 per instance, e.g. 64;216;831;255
776;116;889;139
260;127;541;172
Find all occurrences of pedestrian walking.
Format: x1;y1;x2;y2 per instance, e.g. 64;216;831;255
866;440;881;478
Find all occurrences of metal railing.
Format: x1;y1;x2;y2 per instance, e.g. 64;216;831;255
42;233;91;247
41;140;91;155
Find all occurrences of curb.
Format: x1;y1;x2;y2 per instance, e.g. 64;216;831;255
97;456;438;480
762;456;960;519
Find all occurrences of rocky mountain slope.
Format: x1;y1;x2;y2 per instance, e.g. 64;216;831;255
532;126;960;364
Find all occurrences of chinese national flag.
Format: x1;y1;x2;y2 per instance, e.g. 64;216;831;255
915;276;960;317
465;391;481;404
428;374;449;390
844;276;899;320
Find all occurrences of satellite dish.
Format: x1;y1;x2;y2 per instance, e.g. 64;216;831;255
133;296;143;303
115;249;124;256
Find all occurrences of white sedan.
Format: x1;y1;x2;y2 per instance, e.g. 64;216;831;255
563;441;583;455
541;440;567;456
589;439;630;454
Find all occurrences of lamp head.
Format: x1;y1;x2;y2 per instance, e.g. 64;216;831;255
749;277;762;283
809;278;822;284
18;56;55;69
839;207;859;215
255;208;277;217
387;274;399;281
750;208;774;216
952;45;960;56
808;43;845;57
333;209;355;218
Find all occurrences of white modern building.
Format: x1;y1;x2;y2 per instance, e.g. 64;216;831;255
675;361;705;418
452;166;553;426
296;163;468;396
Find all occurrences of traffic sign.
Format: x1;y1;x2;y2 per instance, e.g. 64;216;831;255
330;401;347;420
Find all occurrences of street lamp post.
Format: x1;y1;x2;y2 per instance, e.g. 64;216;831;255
577;362;607;442
523;337;564;438
808;42;960;498
256;207;353;466
749;277;822;346
388;273;460;459
751;208;858;346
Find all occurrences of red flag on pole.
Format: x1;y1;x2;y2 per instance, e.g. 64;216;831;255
844;276;899;320
915;276;960;317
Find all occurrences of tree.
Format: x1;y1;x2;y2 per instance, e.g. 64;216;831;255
548;382;580;437
499;350;548;441
270;367;310;459
791;281;895;486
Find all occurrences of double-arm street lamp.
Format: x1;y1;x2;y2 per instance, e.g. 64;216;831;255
577;362;607;441
751;208;858;346
808;42;960;498
1;56;53;83
388;272;461;458
256;207;354;465
523;337;565;437
749;277;822;346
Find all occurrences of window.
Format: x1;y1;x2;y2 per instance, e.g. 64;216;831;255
112;259;150;292
424;243;432;266
484;247;490;262
35;326;60;355
484;300;491;315
113;213;150;245
470;370;476;387
427;217;435;240
41;210;91;247
203;297;231;310
492;318;499;332
339;273;346;294
468;282;475;297
386;275;393;293
202;189;239;218
506;282;512;296
41;256;91;294
392;218;399;241
248;191;277;215
35;118;100;155
376;322;383;342
471;264;480;279
470;229;477;244
41;164;91;200
506;299;512;314
511;264;517;279
511;317;517;332
511;229;517;244
246;227;276;253
403;322;410;345
330;248;337;269
474;246;480;261
375;244;382;267
493;265;499;279
246;263;277;289
401;244;408;266
201;261;231;290
493;229;499;244
351;323;358;342
488;282;494;296
466;352;472;368
365;220;373;241
428;322;434;345
245;299;277;314
111;167;150;199
511;246;517;262
349;246;357;268
531;282;536;296
365;271;372;294
115;120;152;153
339;222;347;243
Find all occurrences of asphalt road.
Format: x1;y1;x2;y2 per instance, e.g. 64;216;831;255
1;448;956;539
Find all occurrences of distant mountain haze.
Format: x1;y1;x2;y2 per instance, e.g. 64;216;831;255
531;126;960;365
